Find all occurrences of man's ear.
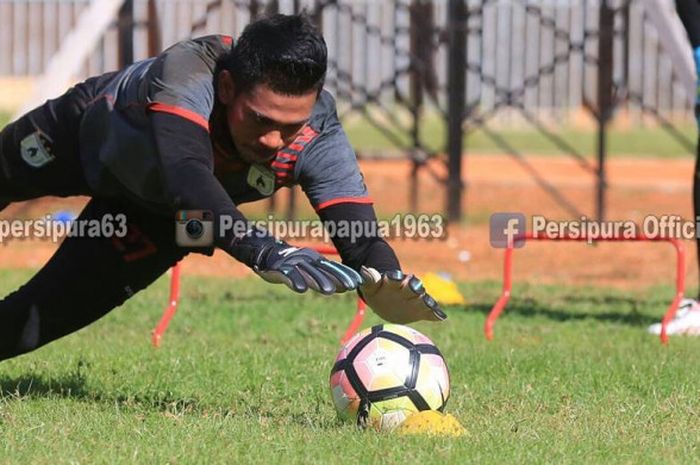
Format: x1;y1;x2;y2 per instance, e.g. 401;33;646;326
217;70;235;105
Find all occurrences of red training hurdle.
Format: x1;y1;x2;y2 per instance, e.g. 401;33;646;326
485;232;686;345
151;246;366;347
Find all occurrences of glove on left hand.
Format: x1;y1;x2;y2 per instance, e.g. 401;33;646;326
358;267;447;324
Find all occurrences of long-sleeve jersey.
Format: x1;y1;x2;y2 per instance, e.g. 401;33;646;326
70;34;398;271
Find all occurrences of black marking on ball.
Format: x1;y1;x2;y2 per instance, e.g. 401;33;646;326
377;330;415;350
415;343;443;357
405;347;421;390
367;386;411;403
331;359;346;375
407;389;431;411
344;327;384;398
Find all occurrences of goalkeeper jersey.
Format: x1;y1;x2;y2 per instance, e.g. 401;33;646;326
77;34;371;216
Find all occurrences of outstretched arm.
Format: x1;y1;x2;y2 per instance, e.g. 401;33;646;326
316;196;446;324
296;91;447;321
148;111;361;295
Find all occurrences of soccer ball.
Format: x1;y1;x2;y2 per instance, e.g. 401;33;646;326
329;324;450;431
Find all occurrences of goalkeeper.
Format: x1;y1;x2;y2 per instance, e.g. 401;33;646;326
0;14;445;361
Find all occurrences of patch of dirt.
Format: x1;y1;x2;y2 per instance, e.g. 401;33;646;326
0;154;697;292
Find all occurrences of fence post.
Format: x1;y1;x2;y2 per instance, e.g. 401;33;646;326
447;0;466;222
117;0;134;68
596;0;614;222
266;0;279;16
409;1;425;212
147;0;161;57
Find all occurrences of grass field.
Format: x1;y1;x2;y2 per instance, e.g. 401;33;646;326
1;269;699;464
343;115;697;159
0;111;696;159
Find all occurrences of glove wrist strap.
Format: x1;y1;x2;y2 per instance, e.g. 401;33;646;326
229;226;278;269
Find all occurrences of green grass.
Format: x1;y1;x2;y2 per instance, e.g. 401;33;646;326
1;269;699;464
344;116;698;159
2;108;694;159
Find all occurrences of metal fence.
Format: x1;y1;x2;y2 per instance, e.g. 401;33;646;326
0;0;693;115
0;0;695;220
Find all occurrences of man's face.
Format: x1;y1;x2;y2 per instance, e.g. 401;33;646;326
217;71;317;164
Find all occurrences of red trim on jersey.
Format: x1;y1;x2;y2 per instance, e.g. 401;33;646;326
147;102;210;132
277;152;298;161
271;161;294;170
294;125;319;145
220;35;233;46
315;197;374;212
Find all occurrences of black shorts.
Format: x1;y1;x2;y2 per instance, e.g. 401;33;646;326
0;82;188;361
0;197;188;361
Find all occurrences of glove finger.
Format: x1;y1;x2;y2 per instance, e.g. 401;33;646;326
422;294;447;321
407;276;425;295
359;266;383;295
257;268;308;293
382;270;405;293
279;266;310;293
296;261;336;295
403;275;448;321
316;268;346;293
318;260;362;291
312;262;348;293
396;293;447;323
332;261;363;288
396;274;425;301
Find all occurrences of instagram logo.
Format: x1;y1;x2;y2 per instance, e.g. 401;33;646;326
175;210;214;247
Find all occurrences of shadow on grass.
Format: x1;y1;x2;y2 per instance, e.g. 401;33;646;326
0;370;208;414
0;370;90;400
0;371;339;429
461;293;666;327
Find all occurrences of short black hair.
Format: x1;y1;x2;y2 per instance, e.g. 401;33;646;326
219;13;327;95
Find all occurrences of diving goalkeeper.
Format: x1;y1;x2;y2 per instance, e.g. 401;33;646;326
0;14;445;361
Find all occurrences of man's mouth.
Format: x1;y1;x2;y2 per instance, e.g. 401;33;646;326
254;150;278;162
239;145;278;164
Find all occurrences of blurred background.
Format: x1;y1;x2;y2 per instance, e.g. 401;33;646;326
0;0;697;289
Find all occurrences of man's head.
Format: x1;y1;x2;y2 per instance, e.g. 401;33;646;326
216;14;327;164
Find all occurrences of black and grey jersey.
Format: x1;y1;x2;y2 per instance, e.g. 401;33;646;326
77;34;371;215
61;34;398;269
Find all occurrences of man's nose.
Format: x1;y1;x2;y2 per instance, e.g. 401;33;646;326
259;131;284;150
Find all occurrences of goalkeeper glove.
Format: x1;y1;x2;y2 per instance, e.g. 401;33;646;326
359;266;447;324
231;227;362;295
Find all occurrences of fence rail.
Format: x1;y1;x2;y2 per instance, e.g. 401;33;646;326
0;0;695;220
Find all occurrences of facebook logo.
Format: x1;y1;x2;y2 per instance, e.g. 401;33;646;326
489;213;526;248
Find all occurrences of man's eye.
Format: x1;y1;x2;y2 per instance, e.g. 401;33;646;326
252;112;271;125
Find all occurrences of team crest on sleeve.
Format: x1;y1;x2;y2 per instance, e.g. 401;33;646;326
20;131;55;168
247;164;275;196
